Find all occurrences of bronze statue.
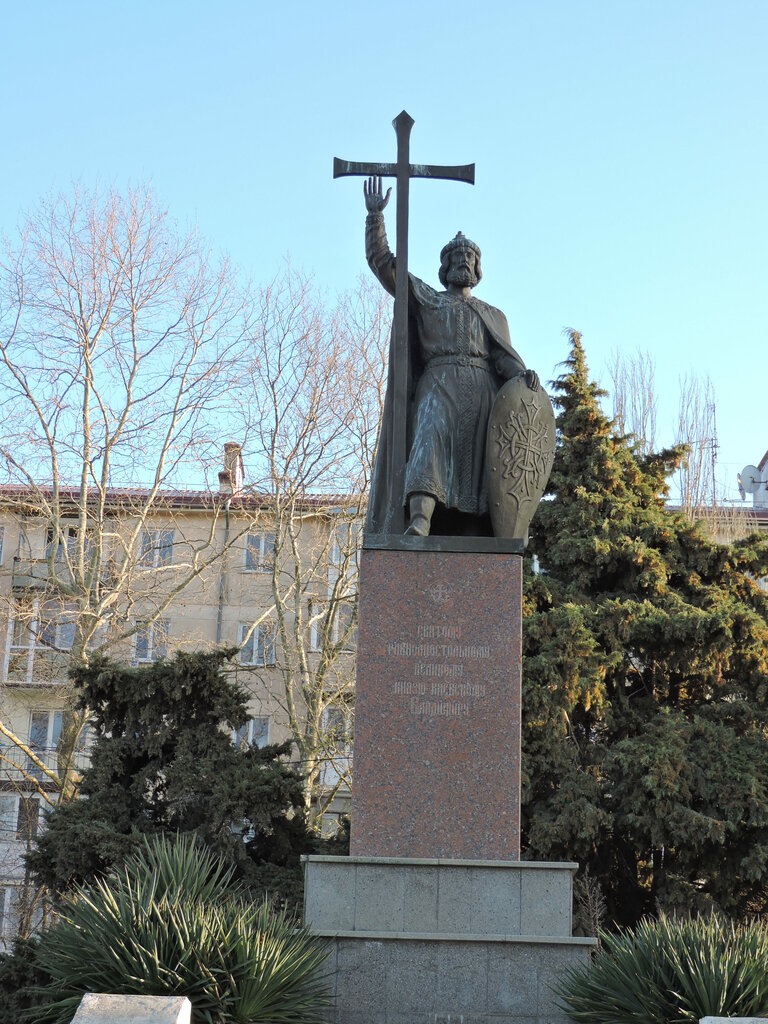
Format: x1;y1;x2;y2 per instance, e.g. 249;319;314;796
364;177;551;539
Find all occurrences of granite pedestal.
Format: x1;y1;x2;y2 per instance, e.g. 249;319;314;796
304;545;596;1024
352;546;522;860
303;855;594;1024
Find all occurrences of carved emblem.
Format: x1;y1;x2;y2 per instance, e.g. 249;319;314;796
493;394;552;499
426;583;451;605
486;377;556;542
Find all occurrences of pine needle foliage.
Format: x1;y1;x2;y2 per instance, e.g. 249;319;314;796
27;651;316;903
523;331;768;924
559;913;768;1024
31;833;330;1024
0;938;47;1024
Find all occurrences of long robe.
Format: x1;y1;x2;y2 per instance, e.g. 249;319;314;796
365;213;527;535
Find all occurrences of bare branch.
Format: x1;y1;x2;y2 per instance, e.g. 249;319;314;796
607;348;657;456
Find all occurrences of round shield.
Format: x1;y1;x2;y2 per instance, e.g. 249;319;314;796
486;375;556;542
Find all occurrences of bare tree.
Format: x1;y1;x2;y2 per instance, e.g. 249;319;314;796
234;269;390;828
674;371;718;515
607;348;657;456
0;186;253;812
607;351;755;542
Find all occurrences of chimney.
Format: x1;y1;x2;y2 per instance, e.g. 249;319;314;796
219;441;244;495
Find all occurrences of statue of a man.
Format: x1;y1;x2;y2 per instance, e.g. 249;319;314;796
364;176;540;537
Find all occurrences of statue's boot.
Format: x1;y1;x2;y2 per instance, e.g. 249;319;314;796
404;494;435;536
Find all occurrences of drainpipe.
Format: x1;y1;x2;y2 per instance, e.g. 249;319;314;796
216;495;231;646
216;442;243;646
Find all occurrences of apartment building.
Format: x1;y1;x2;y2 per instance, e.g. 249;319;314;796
0;443;357;944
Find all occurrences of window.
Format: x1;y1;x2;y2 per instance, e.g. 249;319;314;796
335;602;357;652
46;525;76;561
244;531;274;573
0;796;17;841
319;706;353;789
4;598;37;683
323;706;351;744
140;528;174;568
232;716;270;750
309;600;357;653
238;623;276;667
133;619;169;664
328;520;360;596
46;524;92;564
16;797;40;841
5;598;39;683
308;599;322;653
0;524;5;566
4;599;75;684
9;599;36;648
75;722;95;755
38;613;76;652
27;710;67;779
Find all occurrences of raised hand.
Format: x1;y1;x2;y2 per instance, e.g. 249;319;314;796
363;176;392;214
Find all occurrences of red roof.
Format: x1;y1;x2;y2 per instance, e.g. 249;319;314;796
0;484;361;513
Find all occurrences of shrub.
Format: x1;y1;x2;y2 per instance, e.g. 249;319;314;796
32;833;330;1024
559;913;768;1024
0;937;47;1024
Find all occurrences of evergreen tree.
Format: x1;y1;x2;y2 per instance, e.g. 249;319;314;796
28;650;316;903
522;331;768;925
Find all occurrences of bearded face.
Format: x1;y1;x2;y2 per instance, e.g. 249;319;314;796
445;247;478;288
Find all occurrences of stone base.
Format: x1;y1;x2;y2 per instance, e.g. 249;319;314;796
303;856;596;1024
320;932;593;1024
352;549;523;860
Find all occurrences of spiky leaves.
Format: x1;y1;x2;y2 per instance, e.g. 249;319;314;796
32;834;330;1024
560;914;768;1024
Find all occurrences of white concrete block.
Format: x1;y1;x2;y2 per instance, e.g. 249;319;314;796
699;1018;767;1023
72;993;192;1024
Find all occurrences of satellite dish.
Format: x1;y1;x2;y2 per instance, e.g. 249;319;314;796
740;465;762;493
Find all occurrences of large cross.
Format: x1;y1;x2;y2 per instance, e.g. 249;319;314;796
334;111;475;534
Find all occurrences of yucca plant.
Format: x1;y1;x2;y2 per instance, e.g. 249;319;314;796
559;912;768;1024
31;833;329;1024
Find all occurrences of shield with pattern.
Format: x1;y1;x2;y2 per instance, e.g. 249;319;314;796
486;376;556;542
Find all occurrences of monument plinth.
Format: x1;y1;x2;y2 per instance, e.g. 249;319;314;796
303;111;593;1024
303;544;595;1024
351;547;522;860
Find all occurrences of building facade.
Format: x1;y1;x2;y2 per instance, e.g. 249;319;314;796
0;444;357;944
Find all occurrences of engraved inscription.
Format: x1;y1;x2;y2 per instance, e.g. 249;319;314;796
414;662;464;678
389;619;493;718
430;682;486;698
393;680;426;695
417;624;460;639
410;698;469;717
387;641;490;658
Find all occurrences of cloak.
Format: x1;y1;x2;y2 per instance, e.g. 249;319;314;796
365;273;526;536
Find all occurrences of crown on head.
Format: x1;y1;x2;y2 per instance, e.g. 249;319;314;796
440;231;481;261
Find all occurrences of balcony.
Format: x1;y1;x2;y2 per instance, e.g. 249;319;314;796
11;557;118;593
11;558;71;591
0;745;91;787
4;646;71;687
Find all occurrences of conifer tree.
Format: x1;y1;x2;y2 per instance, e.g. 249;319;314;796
28;650;316;903
522;331;768;925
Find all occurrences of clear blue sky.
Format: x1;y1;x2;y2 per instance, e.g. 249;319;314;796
2;1;765;500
